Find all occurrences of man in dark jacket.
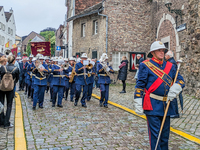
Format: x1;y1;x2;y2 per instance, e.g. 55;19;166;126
137;54;144;65
165;50;183;118
19;58;26;91
118;56;128;93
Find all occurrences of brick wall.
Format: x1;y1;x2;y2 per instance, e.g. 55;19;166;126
72;14;106;59
75;0;102;15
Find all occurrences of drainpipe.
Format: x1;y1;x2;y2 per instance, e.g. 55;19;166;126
98;11;108;54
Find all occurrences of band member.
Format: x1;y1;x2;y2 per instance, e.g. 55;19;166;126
87;59;95;101
133;41;185;150
64;58;70;101
27;55;35;100
68;57;76;102
19;58;27;91
32;55;49;110
97;53;114;108
51;57;70;107
26;55;33;98
24;57;29;95
48;57;55;102
74;53;91;107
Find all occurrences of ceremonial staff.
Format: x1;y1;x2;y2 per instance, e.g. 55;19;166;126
155;59;183;150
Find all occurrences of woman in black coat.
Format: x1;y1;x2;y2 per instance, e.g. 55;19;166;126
118;56;128;93
0;55;19;128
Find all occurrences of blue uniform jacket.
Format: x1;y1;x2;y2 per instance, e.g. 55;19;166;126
52;64;69;86
75;62;91;85
87;66;95;84
47;64;53;83
134;59;185;116
32;63;49;86
97;63;114;84
19;62;26;80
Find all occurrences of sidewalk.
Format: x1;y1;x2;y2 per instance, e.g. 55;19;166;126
92;83;200;140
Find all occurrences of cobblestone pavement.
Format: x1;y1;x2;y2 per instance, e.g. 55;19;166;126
0;99;15;150
17;90;200;150
93;83;200;140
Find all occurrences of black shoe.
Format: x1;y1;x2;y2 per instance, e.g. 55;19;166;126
31;98;33;101
104;105;108;108
100;103;103;107
65;98;67;101
70;100;74;102
52;104;55;107
50;99;52;102
120;90;126;93
87;100;90;101
18;89;21;91
39;106;44;109
14;95;17;98
4;124;14;129
24;92;27;95
74;102;77;106
82;104;87;108
32;107;36;110
57;105;63;108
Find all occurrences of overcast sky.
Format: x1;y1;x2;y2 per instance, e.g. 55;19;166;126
1;0;66;36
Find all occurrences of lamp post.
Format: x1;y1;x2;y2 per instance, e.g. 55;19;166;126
165;0;183;27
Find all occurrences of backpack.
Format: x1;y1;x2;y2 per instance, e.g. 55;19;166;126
0;66;17;91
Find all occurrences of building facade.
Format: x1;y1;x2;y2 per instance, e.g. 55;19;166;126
0;6;16;54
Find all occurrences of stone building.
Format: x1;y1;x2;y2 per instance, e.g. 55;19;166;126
0;6;16;54
22;31;45;54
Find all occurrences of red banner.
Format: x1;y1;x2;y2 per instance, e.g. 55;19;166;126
31;42;51;56
11;47;17;57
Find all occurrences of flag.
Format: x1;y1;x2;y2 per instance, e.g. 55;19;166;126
5;42;9;48
11;47;18;57
12;44;17;48
31;42;51;56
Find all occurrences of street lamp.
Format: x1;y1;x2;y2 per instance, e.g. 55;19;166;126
165;0;183;26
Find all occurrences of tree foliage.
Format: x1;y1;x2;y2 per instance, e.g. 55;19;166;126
40;31;56;56
26;39;32;56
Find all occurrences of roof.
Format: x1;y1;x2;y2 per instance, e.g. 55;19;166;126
0;6;3;11
5;12;12;22
67;2;103;22
30;36;44;42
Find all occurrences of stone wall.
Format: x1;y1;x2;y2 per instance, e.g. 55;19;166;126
72;14;106;59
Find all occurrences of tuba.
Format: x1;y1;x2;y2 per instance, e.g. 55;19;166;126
100;62;111;77
35;60;45;76
62;63;69;70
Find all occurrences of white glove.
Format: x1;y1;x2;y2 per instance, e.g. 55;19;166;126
167;83;182;103
133;98;143;115
0;102;4;113
106;67;110;72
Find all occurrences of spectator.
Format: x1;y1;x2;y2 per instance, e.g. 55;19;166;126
134;64;140;80
118;56;128;93
19;58;27;91
137;54;144;65
0;55;19;128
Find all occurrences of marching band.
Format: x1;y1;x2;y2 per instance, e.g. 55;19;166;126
19;52;113;110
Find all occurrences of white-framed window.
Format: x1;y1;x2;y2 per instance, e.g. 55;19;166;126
8;27;10;34
93;20;98;35
2;36;5;46
11;29;13;35
81;23;86;37
112;52;129;71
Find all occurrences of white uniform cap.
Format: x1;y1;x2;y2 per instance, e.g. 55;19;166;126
148;41;168;58
69;57;75;61
29;54;34;58
39;55;45;60
81;53;88;58
64;58;69;61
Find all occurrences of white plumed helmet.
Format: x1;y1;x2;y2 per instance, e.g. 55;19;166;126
81;53;88;58
148;41;168;58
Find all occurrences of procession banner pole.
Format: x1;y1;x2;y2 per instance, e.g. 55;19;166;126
155;60;182;150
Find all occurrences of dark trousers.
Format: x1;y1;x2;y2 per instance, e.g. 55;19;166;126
70;82;76;101
33;85;46;107
0;90;14;127
65;81;70;99
87;83;93;101
146;115;170;150
100;84;109;106
75;84;88;105
19;75;25;90
122;80;126;91
53;86;64;105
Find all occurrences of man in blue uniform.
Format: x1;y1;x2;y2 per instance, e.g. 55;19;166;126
134;41;185;150
68;57;76;102
32;55;49;110
97;53;114;108
19;58;27;91
63;58;70;101
26;55;33;98
87;59;96;101
74;53;90;107
51;57;70;107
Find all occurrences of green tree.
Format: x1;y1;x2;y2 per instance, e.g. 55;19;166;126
40;31;56;56
26;39;32;56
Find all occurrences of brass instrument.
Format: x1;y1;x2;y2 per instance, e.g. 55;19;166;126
100;62;110;77
86;63;93;77
35;60;45;76
62;63;69;70
69;62;76;83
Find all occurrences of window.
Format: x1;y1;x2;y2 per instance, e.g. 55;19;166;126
2;36;5;46
11;29;13;35
8;27;10;34
81;23;86;37
112;52;129;71
92;51;97;59
93;20;98;35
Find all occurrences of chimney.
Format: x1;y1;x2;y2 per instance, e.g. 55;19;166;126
9;8;13;13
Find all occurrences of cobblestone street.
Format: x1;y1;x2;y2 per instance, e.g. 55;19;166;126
10;88;200;150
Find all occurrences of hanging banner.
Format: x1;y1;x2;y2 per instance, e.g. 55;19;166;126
129;52;146;72
11;47;18;57
31;42;51;56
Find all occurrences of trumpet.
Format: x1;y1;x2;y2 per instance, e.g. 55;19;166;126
62;63;69;70
35;60;45;76
100;62;111;77
86;63;93;69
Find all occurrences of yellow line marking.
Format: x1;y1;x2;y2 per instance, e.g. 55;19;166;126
92;93;200;144
15;92;27;150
